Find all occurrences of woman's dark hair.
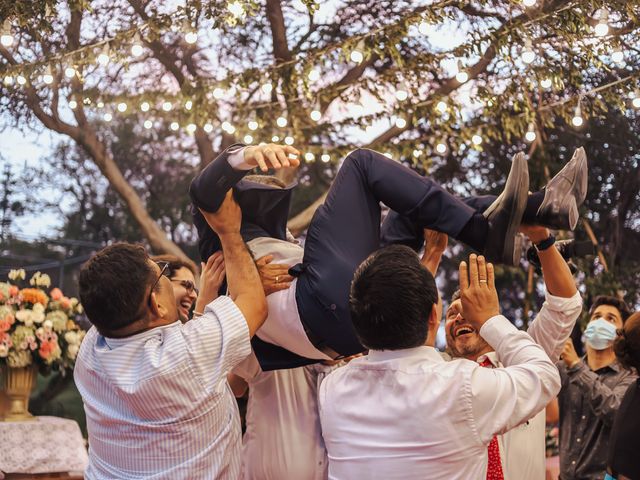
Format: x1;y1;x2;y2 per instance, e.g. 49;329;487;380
349;245;438;350
589;295;632;323
150;254;196;279
614;312;640;374
79;243;155;333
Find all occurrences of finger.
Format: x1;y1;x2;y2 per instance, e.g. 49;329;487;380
264;149;281;169
256;254;274;266
283;145;301;156
269;282;292;293
263;264;292;274
486;262;495;289
208;253;224;271
477;255;488;285
253;150;267;172
468;254;479;288
274;147;290;167
459;261;469;292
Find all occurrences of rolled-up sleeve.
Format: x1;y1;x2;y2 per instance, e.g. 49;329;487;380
182;296;251;392
527;290;582;362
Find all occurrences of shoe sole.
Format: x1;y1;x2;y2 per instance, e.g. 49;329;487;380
538;147;587;230
502;153;529;265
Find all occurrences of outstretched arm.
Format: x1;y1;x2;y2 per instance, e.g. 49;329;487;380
420;229;448;276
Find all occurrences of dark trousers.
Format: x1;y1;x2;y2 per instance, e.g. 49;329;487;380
295;148;492;357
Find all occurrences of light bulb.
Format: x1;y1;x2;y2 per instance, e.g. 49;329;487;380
571;102;583;127
213;87;225;99
395;83;409;101
144;120;153;129
184;100;193;110
244;134;254;144
321;154;330;163
522;0;536;7
418;20;429;35
64;67;76;78
117;102;127;112
170;122;179;131
162;101;172;112
97;101;104;108
310;109;322;121
271;135;280;142
436;142;448;154
276;116;287;127
413;149;421;158
97;46;110;66
436;100;447;113
186;123;197;134
68;100;78;109
16;75;27;85
304;152;315;162
131;43;144;57
611;49;624;63
185;31;198;44
4;76;13;85
1;21;13;47
42;72;54;85
248;120;259;131
525;130;536;142
103;113;113;122
395;117;407;129
350;49;364;64
632;97;640;109
308;69;320;82
540;78;552;89
228;1;246;18
140;102;150;112
522;39;535;64
261;83;273;95
284;136;294;145
227;124;237;134
472;134;483;145
203;123;214;133
594;9;609;37
222;121;235;133
455;70;469;83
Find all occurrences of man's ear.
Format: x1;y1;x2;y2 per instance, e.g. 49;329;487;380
149;291;163;317
429;294;443;328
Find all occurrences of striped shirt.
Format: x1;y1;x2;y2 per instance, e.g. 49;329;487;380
74;296;250;480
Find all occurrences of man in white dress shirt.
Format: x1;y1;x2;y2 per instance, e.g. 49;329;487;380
74;193;267;479
442;225;582;480
318;249;561;480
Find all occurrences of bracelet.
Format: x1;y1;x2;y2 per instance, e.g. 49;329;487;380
534;234;556;252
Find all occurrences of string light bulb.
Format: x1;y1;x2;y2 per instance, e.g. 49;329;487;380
611;49;624;64
248;120;259;131
213;87;225;99
228;1;246;19
455;60;469;83
97;101;104;108
310;103;322;122
271;135;280;142
304;152;315;162
525;122;537;142
170;122;179;131
162;101;172;112
244;134;253;144
522;0;537;7
472;134;483;146
395;82;409;101
1;21;13;47
203;123;214;133
435;141;448;155
284;136;294;145
97;45;110;66
350;40;365;64
632;96;640;109
540;78;552;89
184;100;193;111
221;121;235;134
64;66;76;79
42;66;54;85
144;120;153;129
395;117;407;129
436;100;448;113
308;68;320;82
276;116;288;128
140;102;150;112
185;30;198;45
68;100;78;109
321;154;331;163
521;38;536;64
417;16;430;35
594;9;609;37
4;75;13;85
571;100;584;127
261;83;273;94
131;33;144;57
117;102;127;112
103;113;113;122
16;75;27;85
186;124;197;134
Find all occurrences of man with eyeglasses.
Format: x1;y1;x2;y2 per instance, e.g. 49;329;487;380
74;192;267;479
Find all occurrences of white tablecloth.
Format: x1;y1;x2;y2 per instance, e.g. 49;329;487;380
0;416;88;474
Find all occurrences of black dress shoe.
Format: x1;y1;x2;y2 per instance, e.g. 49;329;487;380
482;153;529;266
536;147;587;231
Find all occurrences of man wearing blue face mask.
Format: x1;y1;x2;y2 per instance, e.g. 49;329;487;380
556;296;638;480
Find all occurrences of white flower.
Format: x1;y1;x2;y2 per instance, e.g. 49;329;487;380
0;344;9;357
43;319;53;330
64;331;79;344
70;297;79;307
67;343;80;360
32;303;45;314
32;310;45;324
46;311;68;333
37;274;51;288
76;304;84;314
8;269;26;281
29;272;39;286
8;350;32;367
15;309;33;327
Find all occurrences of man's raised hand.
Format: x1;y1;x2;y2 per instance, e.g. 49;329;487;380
458;254;500;331
244;144;301;172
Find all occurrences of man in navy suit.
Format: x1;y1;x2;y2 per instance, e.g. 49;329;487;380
190;144;586;370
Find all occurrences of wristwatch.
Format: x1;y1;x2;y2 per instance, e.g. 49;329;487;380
534;234;556;252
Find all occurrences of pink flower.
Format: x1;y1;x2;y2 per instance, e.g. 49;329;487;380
38;340;55;360
60;297;71;310
8;286;19;297
50;288;63;301
0;332;12;347
0;320;11;333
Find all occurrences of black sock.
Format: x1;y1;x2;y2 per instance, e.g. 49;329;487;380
457;212;488;252
522;190;545;223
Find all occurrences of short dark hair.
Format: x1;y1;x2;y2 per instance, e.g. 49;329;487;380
589;295;632;323
79;243;155;333
349;245;438;350
614;312;640;373
150;254;196;278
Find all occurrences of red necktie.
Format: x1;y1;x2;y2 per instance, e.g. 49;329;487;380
479;358;505;480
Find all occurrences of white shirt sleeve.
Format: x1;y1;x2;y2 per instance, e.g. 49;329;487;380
182;295;251;393
227;147;253;170
469;315;561;445
526;290;582;362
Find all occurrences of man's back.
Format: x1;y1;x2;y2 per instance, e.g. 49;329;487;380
75;296;250;480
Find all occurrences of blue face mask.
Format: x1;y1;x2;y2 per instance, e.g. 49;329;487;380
584;318;618;350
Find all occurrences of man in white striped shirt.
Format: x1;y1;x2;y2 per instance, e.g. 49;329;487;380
75;192;267;479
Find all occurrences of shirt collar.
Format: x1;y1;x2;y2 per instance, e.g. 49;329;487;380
476;351;500;367
101;321;181;349
367;345;445;363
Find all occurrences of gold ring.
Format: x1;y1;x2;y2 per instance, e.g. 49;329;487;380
479;279;487;283
276;275;280;283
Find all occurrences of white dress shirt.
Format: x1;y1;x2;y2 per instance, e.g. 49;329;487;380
318;315;561;480
74;296;250;480
481;290;582;480
234;353;334;480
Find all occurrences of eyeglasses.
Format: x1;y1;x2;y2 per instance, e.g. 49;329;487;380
171;279;199;296
150;261;170;293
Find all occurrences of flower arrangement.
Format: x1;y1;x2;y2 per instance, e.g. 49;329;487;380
0;269;85;372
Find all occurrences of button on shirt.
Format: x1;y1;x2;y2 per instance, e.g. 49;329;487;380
318;315;561;480
74;296;251;480
558;358;637;480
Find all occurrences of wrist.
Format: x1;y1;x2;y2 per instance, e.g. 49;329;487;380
534;234;556;252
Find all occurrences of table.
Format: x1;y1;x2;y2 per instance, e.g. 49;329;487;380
0;416;87;477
